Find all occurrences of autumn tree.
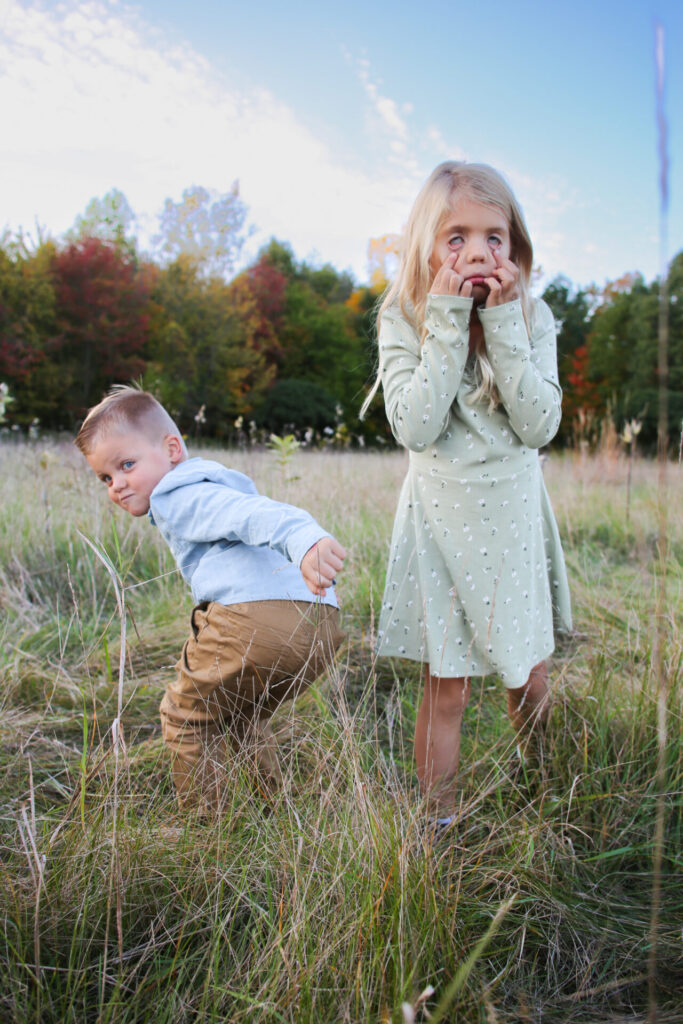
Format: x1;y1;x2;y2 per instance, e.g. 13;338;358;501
155;184;251;279
367;234;400;293
10;182;679;450
233;247;288;366
0;233;57;425
50;237;153;425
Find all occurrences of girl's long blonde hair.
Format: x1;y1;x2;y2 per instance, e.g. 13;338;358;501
361;161;534;416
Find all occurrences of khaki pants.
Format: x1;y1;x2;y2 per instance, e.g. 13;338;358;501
159;600;343;813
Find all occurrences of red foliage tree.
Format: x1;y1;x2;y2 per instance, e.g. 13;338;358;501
240;255;287;365
51;237;153;423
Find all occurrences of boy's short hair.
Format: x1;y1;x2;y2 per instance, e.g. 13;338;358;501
75;385;186;455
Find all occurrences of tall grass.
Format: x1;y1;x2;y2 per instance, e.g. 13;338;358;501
0;439;681;1022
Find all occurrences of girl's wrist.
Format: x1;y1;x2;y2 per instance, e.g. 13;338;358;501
485;291;519;309
478;296;522;317
427;292;473;308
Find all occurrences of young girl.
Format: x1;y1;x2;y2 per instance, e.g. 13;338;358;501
365;162;572;823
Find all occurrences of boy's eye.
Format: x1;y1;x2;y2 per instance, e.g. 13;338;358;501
101;474;112;485
121;460;135;471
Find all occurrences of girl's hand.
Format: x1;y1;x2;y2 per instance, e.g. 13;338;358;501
484;249;520;307
430;252;474;298
301;536;346;596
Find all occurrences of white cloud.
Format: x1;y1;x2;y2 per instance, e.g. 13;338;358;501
0;1;617;287
0;0;421;279
349;54;420;173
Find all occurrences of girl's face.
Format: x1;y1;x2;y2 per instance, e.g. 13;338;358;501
430;194;512;303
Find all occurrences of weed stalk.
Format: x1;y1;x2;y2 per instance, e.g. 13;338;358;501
649;22;670;1024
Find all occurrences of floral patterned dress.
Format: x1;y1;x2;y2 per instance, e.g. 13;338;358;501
377;293;572;688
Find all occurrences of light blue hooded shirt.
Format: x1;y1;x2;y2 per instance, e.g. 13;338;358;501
148;458;337;608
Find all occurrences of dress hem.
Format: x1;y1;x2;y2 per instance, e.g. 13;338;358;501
376;640;556;689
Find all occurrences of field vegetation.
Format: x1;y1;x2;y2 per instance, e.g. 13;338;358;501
0;439;681;1022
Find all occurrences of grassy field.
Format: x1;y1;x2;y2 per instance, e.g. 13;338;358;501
0;439;681;1023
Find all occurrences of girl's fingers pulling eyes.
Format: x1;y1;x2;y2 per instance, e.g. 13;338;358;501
492;248;515;271
497;253;519;277
431;265;464;296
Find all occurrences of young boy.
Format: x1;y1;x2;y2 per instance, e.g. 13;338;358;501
76;386;345;815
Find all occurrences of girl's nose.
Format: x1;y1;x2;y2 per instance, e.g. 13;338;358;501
465;238;487;262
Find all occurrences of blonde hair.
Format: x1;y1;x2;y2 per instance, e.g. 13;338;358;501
361;161;534;416
75;385;187;457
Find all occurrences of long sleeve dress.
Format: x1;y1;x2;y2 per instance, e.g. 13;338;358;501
376;293;572;688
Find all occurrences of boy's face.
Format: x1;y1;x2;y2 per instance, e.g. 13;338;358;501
86;431;184;516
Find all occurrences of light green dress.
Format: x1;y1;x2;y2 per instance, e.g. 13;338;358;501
377;294;572;688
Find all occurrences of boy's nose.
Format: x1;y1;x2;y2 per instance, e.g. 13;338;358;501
111;472;127;491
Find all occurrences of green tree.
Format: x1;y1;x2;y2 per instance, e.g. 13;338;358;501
542;276;593;442
345;282;393;444
586;275;650;429
68;189;138;256
279;280;364;418
0;233;58;426
663;251;683;440
146;255;271;436
585;259;683;447
542;276;591;380
298;262;355;304
256;379;338;433
245;241;372;438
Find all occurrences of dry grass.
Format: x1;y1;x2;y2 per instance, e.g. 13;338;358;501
0;438;681;1022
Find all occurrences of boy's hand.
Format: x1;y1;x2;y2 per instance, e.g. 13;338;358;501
301;537;346;597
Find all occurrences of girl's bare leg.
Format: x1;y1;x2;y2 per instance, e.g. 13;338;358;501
414;668;471;817
506;660;550;757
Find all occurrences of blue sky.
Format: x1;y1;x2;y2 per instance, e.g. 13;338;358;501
1;0;681;290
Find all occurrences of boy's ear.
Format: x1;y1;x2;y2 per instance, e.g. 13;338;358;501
165;434;185;465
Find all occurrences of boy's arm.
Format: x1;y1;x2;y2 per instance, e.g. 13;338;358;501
300;536;346;597
152;478;344;580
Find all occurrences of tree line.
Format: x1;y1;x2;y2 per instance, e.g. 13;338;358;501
1;186;681;449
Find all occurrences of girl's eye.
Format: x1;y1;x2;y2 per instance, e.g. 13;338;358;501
488;235;502;249
448;235;464;248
